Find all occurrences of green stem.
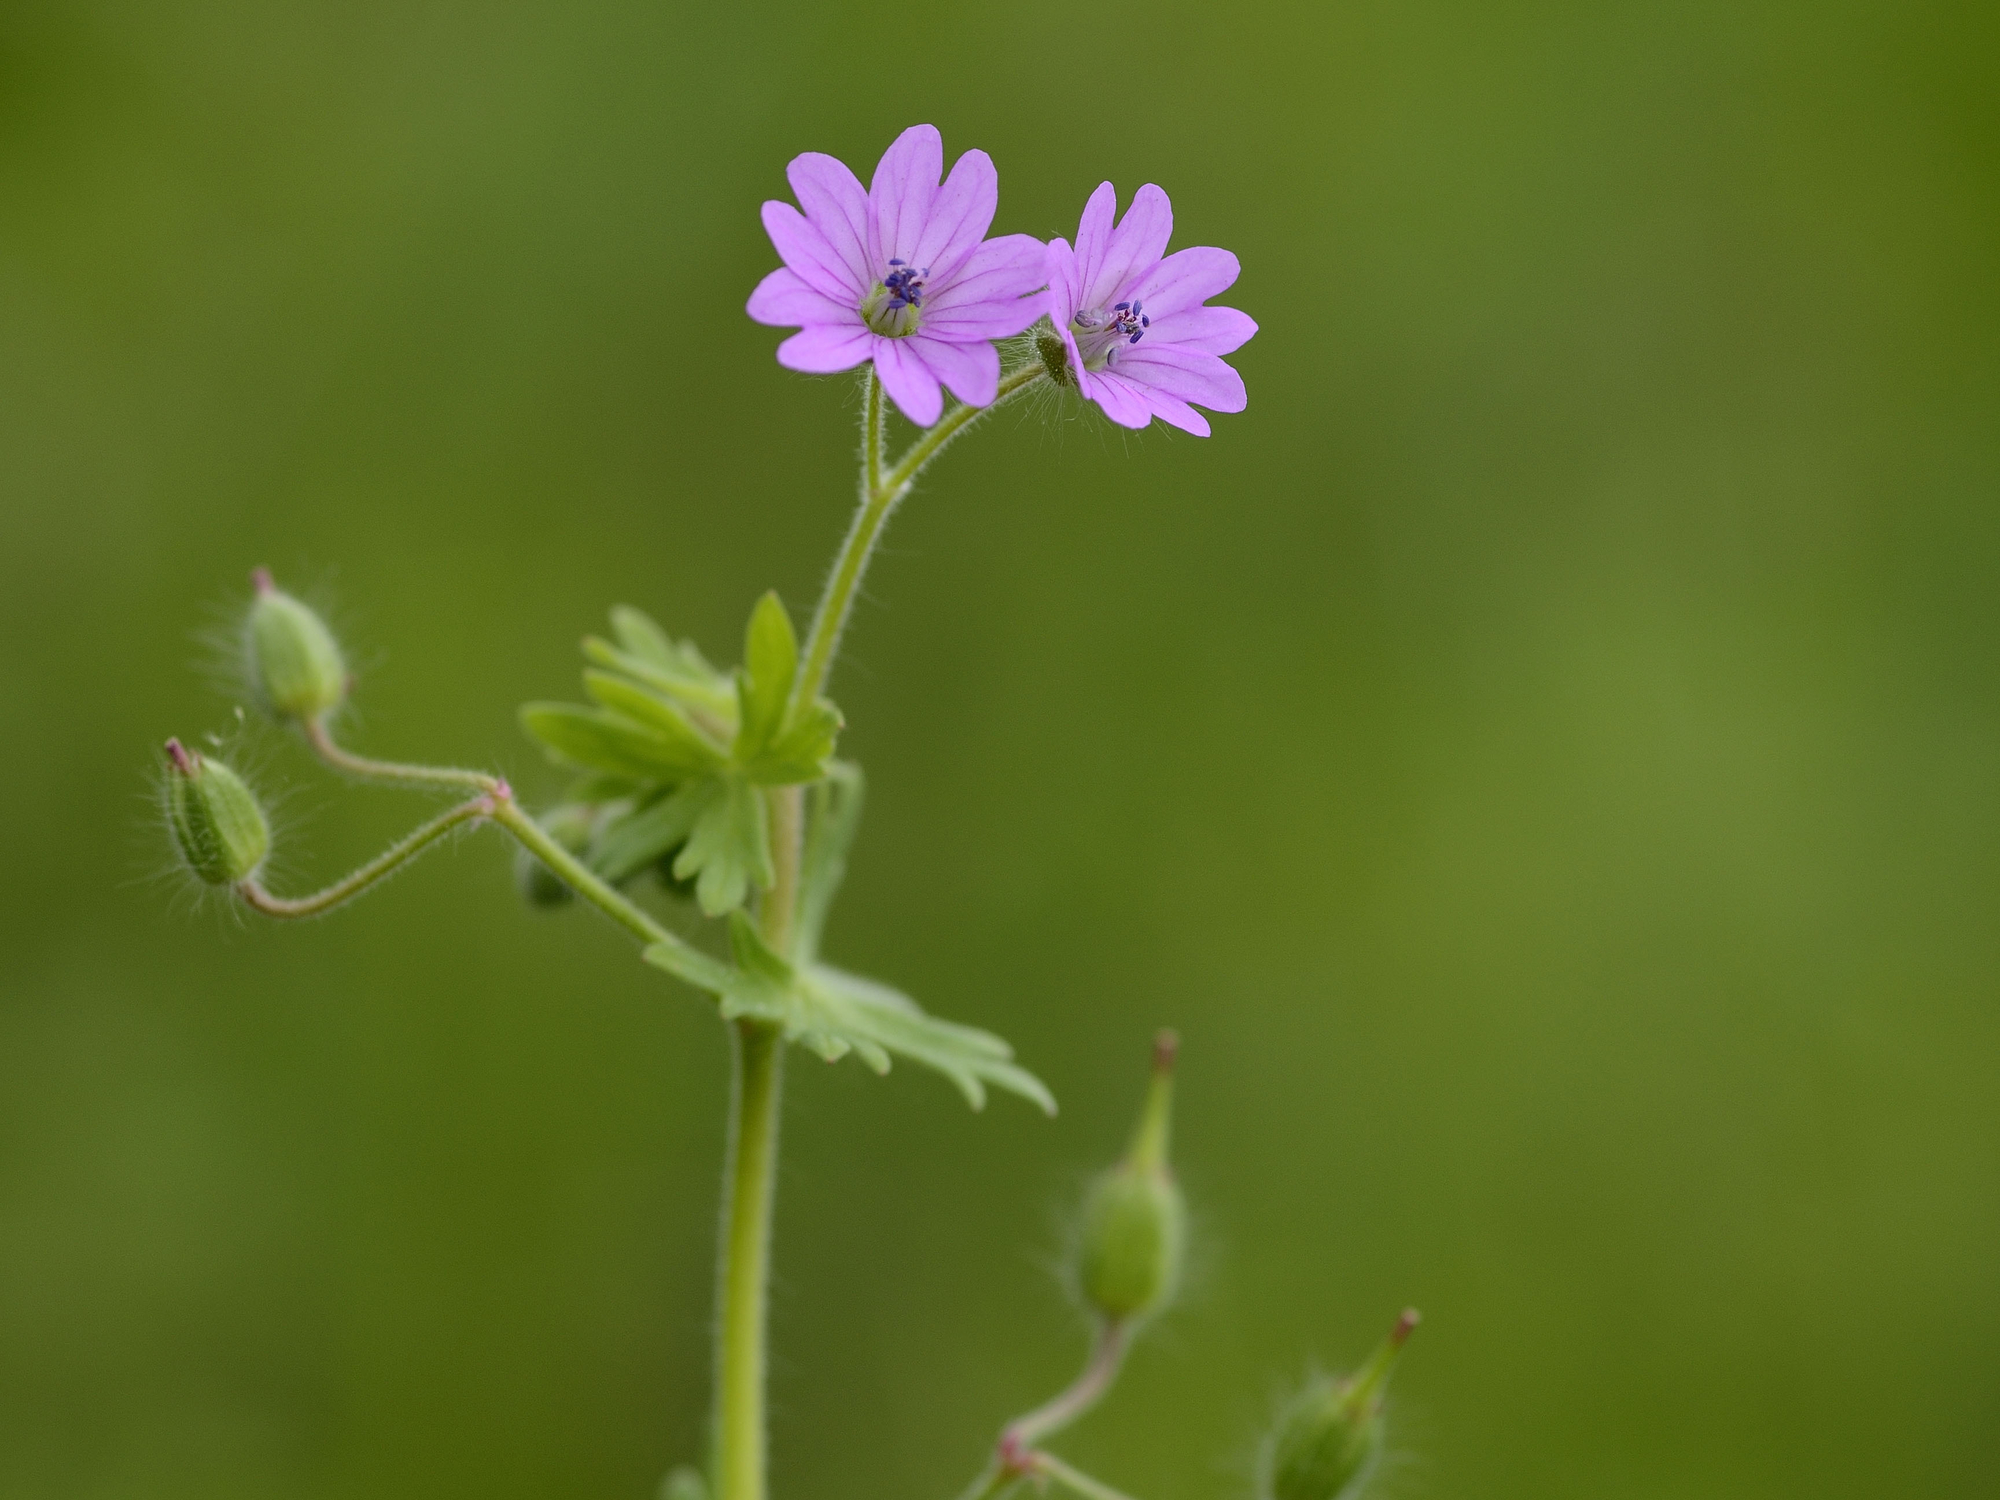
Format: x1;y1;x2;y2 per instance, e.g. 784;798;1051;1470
793;361;1047;712
953;1320;1133;1500
236;795;495;918
488;797;678;950
712;1018;783;1500
306;716;502;795
1029;1454;1144;1500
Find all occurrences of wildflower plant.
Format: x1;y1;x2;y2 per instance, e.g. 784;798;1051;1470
156;124;1411;1500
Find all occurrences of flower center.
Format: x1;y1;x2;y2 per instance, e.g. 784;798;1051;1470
861;259;929;337
1070;300;1150;369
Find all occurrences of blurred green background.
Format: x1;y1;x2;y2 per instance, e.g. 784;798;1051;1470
3;1;1995;1496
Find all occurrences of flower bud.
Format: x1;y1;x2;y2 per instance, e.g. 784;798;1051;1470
164;738;270;885
1260;1311;1420;1500
1077;1031;1185;1325
515;804;593;907
245;568;347;721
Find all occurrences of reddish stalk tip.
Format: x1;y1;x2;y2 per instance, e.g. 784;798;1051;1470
1152;1028;1180;1074
164;737;197;775
250;566;275;595
1391;1308;1421;1347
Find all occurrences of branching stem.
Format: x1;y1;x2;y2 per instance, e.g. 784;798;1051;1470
237;796;495;917
793;361;1047;713
306;715;503;794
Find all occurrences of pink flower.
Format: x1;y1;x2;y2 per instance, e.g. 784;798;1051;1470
747;125;1048;426
1045;184;1256;437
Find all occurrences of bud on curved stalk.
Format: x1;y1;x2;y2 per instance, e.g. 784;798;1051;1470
515;804;594;907
1260;1310;1420;1500
163;738;270;885
1077;1031;1185;1326
245;568;347;722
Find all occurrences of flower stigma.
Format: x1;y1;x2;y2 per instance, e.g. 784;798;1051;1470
861;258;929;337
1070;299;1150;370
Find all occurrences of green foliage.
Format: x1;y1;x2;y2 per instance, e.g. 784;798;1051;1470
519;598;844;914
643;914;1054;1114
515;804;595;908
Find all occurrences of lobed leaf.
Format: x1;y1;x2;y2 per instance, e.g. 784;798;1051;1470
673;774;773;916
583;671;728;769
521;704;720;783
589;781;718;883
735;591;798;761
640;916;1055;1114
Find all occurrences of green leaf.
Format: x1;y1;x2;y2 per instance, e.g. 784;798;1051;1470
735;591;798;760
520;704;720;782
583;671;728;769
804;964;1057;1113
590;780;718;883
741;698;842;785
673;775;773;916
639;922;1055;1113
796;762;864;963
585;635;738;721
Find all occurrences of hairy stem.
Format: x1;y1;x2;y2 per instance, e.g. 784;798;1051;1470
236;796;494;917
1006;1320;1131;1448
305;716;502;795
712;1018;783;1500
793;361;1046;712
488;797;689;950
1029;1454;1144;1500
954;1321;1133;1500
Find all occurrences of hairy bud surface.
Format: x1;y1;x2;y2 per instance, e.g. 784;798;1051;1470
164;738;269;885
246;568;347;721
1078;1031;1185;1324
1260;1311;1419;1500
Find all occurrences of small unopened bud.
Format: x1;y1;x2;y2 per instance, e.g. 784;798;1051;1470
1036;331;1074;387
164;738;270;885
245;568;346;721
515;804;593;907
1260;1310;1420;1500
1077;1030;1185;1325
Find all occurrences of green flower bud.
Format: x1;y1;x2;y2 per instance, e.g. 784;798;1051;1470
1260;1311;1420;1500
245;568;347;721
1077;1031;1185;1325
164;738;270;885
515;804;594;907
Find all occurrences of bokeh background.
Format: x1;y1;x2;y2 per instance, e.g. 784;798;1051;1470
3;1;1995;1496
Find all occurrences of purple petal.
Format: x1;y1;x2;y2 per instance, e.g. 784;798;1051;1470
909;335;1000;407
762;201;866;303
777;324;872;374
1044;238;1081;327
747;267;856;328
1078;366;1152;429
1126;246;1240;317
1115;345;1247;412
1094;369;1212;435
873;338;945;425
1144;304;1257;356
1085;183;1172;308
786;152;873;291
869;124;943;265
909;148;998;284
1072;183;1118;308
921;235;1048;340
1136;389;1213;437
